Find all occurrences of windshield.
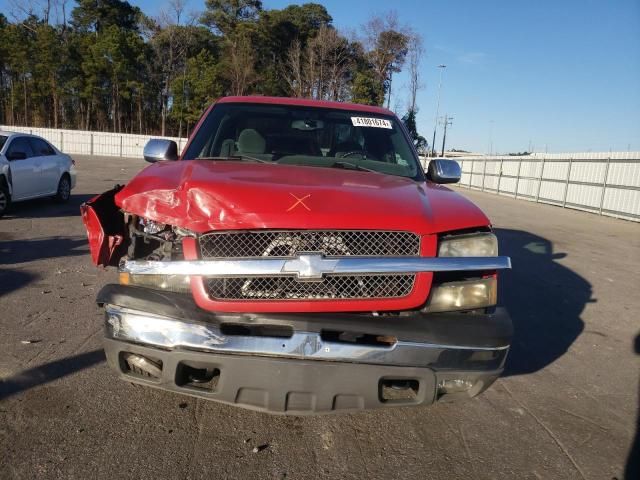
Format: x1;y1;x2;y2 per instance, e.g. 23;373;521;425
0;135;7;151
183;103;423;180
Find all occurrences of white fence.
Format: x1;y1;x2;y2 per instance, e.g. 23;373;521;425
0;125;188;158
437;153;640;222
3;126;638;222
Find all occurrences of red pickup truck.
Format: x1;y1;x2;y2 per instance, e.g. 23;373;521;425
81;96;512;414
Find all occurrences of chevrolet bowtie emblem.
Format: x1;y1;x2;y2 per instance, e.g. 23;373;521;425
287;193;311;212
282;254;339;280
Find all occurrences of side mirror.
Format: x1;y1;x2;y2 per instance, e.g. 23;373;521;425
7;151;27;161
427;158;461;184
143;139;178;163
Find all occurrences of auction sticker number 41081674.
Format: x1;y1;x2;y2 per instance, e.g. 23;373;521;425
350;117;393;129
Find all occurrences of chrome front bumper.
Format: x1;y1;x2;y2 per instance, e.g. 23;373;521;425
99;285;511;414
105;304;509;369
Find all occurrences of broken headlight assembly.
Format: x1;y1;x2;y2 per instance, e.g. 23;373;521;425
118;215;194;294
139;217;167;235
425;232;499;313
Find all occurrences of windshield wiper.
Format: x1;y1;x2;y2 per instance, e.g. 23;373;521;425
199;155;269;163
331;161;379;174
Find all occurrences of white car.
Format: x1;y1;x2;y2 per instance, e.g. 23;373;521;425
0;131;77;217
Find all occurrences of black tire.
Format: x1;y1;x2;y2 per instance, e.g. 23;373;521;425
54;174;71;203
0;182;10;218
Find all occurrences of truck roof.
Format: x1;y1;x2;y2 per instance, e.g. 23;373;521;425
216;96;394;116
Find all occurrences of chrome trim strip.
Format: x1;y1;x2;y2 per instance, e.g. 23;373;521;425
104;305;509;368
121;255;512;277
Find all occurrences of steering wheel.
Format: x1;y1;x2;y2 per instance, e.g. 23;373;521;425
340;150;367;159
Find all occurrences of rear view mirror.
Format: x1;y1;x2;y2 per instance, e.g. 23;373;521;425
291;119;324;131
143;139;178;163
7;151;27;161
427;158;461;184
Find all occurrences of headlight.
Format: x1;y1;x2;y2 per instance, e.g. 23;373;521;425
438;232;498;257
427;232;499;312
424;277;497;313
119;272;191;293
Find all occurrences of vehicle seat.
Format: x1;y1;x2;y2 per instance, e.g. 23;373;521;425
237;129;266;154
219;138;236;157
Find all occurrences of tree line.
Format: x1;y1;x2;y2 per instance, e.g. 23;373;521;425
0;0;426;146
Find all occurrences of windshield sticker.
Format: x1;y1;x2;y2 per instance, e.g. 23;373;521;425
350;117;392;129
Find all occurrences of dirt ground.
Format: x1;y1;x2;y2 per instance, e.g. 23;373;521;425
1;154;639;479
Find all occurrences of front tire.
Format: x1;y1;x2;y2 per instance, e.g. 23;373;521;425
54;174;71;203
0;183;10;218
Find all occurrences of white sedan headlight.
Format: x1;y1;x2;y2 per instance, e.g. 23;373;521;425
438;232;498;257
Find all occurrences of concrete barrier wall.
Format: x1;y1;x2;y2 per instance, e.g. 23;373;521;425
421;153;640;222
1;125;188;158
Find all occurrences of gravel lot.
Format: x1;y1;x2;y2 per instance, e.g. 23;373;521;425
1;154;639;480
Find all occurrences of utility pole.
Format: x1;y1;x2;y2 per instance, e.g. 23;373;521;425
440;115;453;157
431;64;446;157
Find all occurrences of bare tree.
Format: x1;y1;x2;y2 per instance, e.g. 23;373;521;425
8;0;69;25
284;38;304;97
362;12;409;107
227;32;256;96
146;0;199;135
323;28;352;101
407;33;424;112
284;26;353;101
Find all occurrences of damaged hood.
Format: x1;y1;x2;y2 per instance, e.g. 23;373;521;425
115;160;489;234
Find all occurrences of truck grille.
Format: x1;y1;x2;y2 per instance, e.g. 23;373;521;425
198;230;420;301
206;275;415;300
199;230;420;258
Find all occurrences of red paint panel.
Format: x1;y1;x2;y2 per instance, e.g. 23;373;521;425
114;161;489;235
90;97;494;313
80;187;128;267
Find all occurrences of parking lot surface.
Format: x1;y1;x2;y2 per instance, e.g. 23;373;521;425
1;155;639;479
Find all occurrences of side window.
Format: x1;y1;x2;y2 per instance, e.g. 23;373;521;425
6;137;34;160
29;138;56;156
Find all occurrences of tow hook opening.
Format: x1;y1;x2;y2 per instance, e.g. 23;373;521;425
321;330;397;347
220;323;293;339
176;362;221;392
379;378;420;403
121;353;163;380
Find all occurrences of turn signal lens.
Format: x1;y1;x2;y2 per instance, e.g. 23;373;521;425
424;277;497;313
120;272;191;294
119;272;130;285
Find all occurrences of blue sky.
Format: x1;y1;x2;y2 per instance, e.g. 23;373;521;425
3;0;639;153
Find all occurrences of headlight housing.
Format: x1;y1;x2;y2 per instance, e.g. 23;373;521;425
438;232;498;257
424;277;497;313
426;232;499;313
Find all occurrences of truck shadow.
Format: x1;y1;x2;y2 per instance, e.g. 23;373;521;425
0;349;106;401
625;332;640;479
493;228;592;377
0;236;88;265
3;193;94;219
0;268;37;297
